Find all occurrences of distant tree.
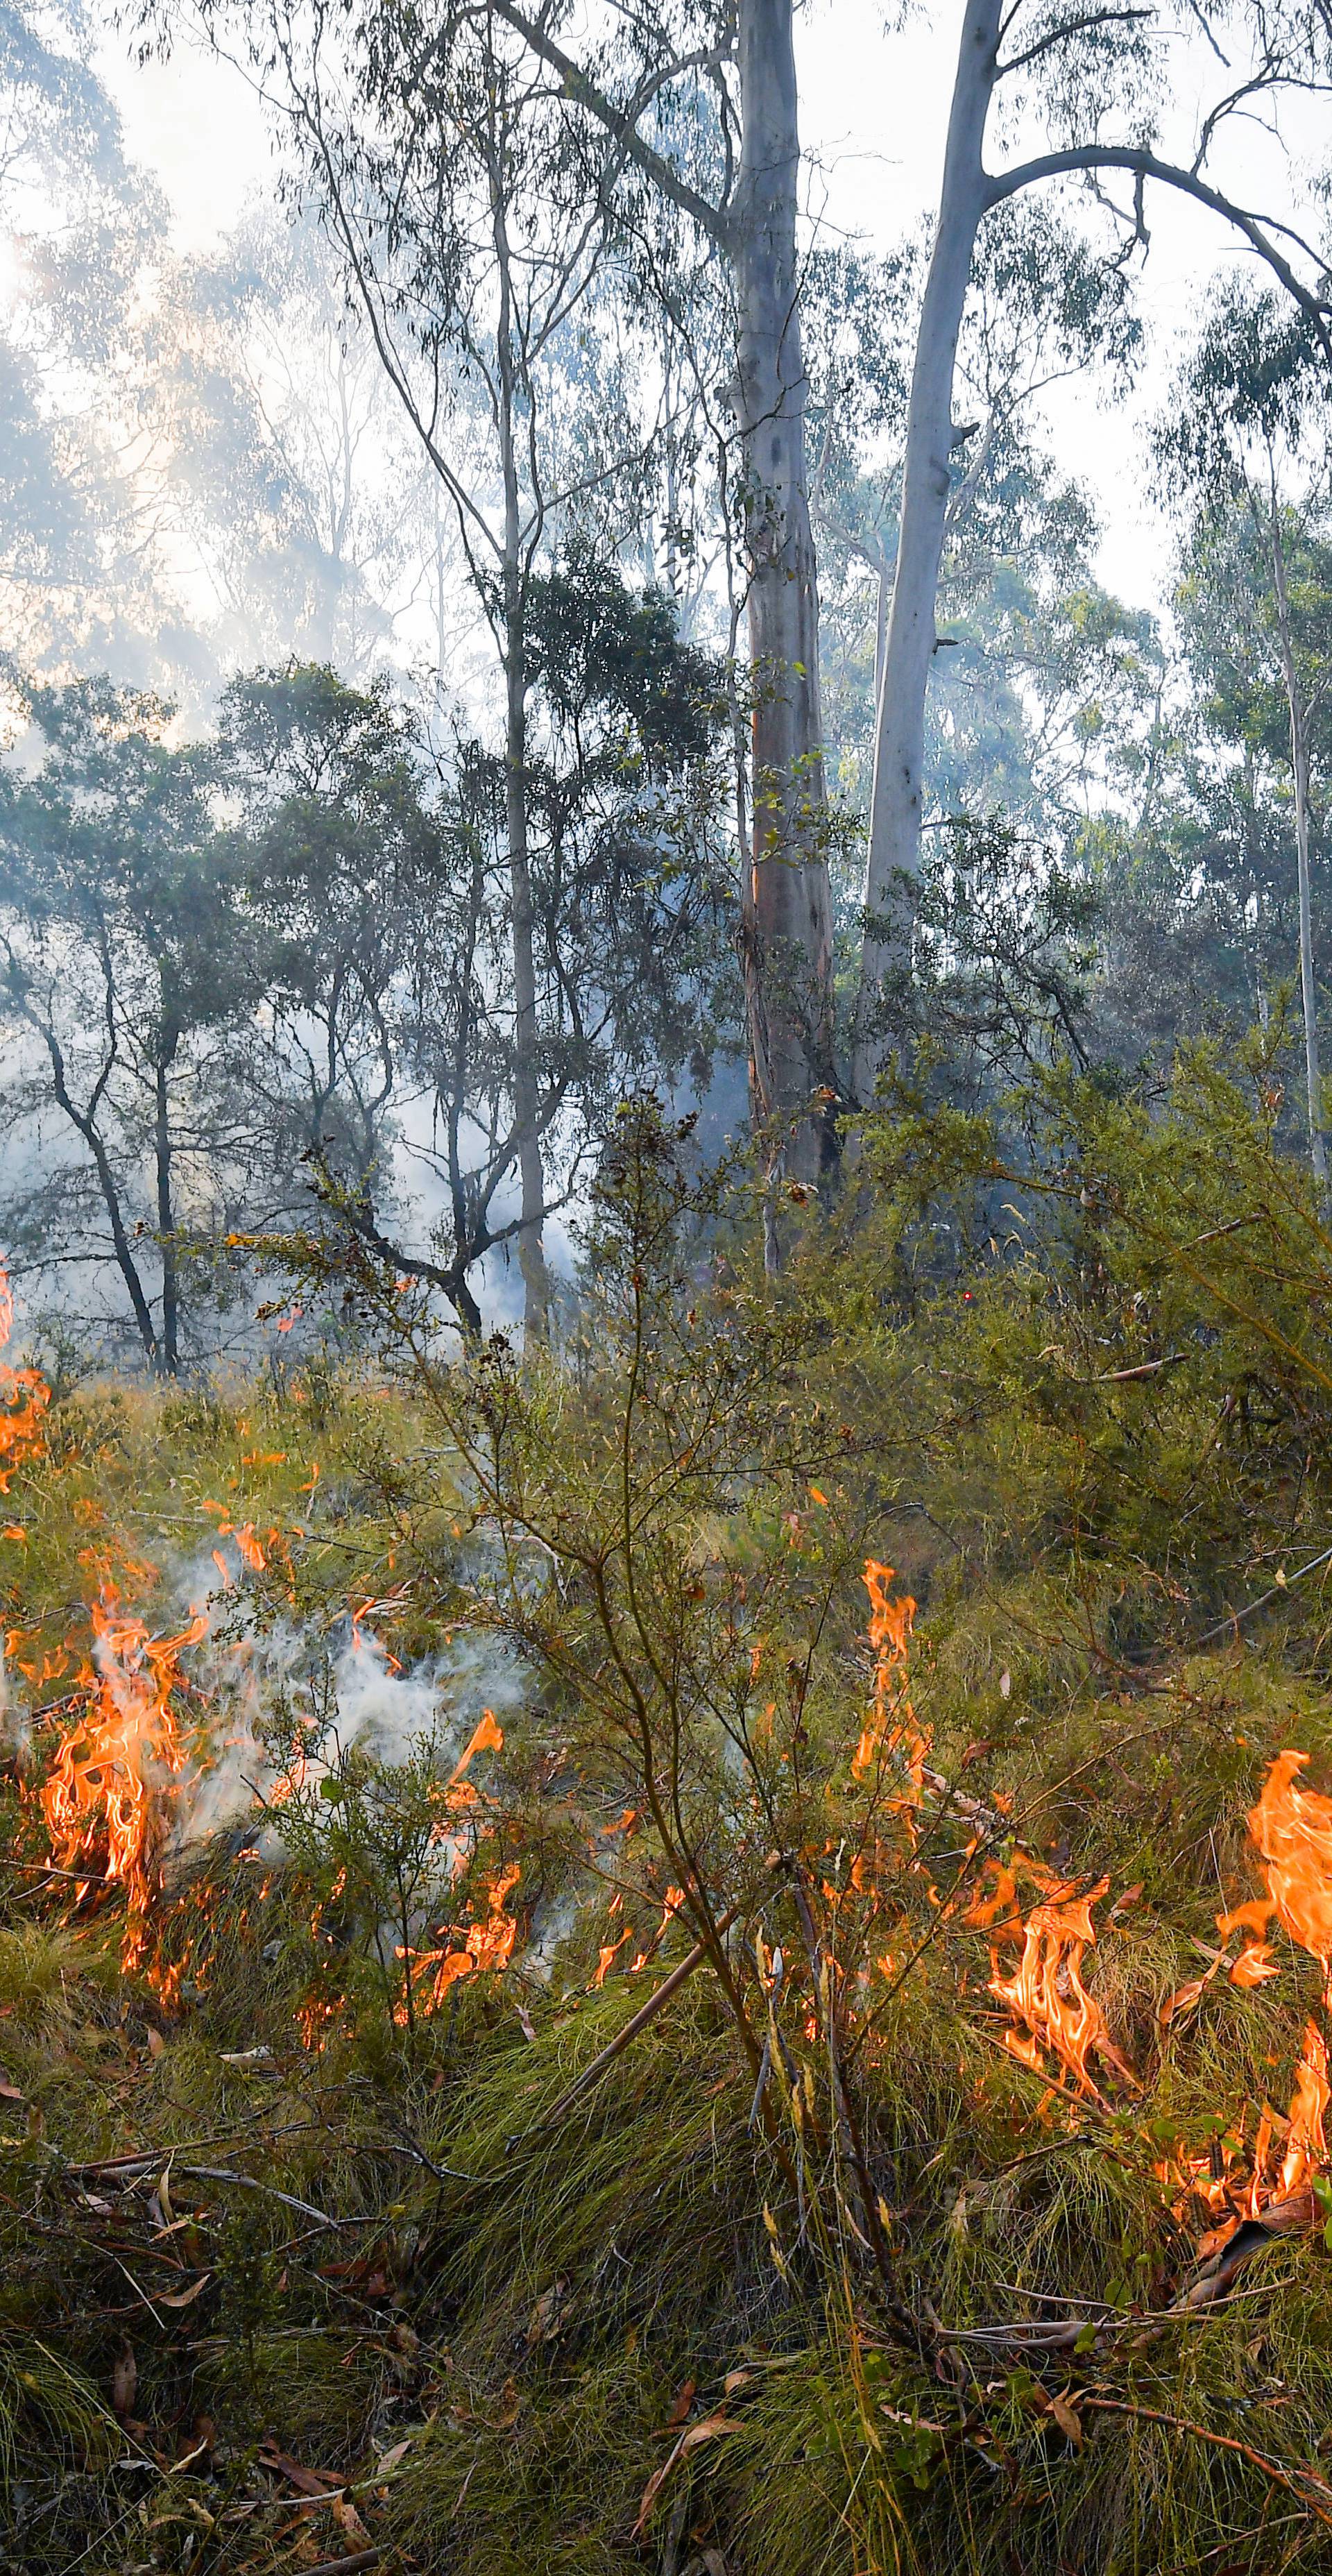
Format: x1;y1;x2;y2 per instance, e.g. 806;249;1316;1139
175;0;685;1330
385;564;734;1338
215;663;436;1205
0;675;257;1371
1157;285;1332;1207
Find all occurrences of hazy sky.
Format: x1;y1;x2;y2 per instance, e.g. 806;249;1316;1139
93;0;1331;620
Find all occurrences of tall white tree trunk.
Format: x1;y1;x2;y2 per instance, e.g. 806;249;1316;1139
733;0;837;1187
1269;492;1331;1215
496;210;551;1340
854;0;999;1099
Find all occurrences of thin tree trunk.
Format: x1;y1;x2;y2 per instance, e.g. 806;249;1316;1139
855;0;999;1099
733;0;837;1188
1267;491;1330;1216
502;608;549;1339
495;205;550;1341
23;1012;161;1373
155;1043;180;1376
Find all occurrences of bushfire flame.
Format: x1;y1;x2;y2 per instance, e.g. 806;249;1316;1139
40;1586;207;1973
1240;1749;1332;1976
853;1561;923;1784
978;1863;1136;2099
0;1262;48;1495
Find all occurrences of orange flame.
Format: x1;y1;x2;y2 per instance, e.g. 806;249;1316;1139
40;1586;207;1972
1280;2021;1330;2195
403;1861;522;2019
1245;1751;1332;1970
989;1875;1136;2099
0;1264;48;1495
853;1561;923;1783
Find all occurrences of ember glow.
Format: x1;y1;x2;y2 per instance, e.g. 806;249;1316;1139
40;1586;207;1972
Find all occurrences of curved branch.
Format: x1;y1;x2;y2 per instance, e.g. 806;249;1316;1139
984;146;1332;357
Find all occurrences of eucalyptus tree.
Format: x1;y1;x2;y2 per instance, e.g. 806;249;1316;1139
0;675;256;1373
164;0;695;1330
1156;286;1332;1208
808;205;1148;839
393;0;842;1187
392;558;734;1337
856;0;1332;1094
214;662;435;1200
0;0;171;669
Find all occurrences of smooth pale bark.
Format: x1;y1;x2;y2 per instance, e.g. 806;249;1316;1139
854;0;998;1099
1267;495;1331;1216
495;201;551;1341
732;0;837;1183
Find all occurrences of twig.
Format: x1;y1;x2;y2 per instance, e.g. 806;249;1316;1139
1078;2394;1332;2530
66;2158;335;2228
0;1857;98;1879
1193;1545;1332;1647
1086;1353;1187;1384
513;1892;751;2142
290;2554;382;2576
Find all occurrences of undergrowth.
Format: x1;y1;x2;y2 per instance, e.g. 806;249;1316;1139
3;1062;1332;2572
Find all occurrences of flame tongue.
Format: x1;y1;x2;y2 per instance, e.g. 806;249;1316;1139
0;1260;49;1495
989;1875;1136;2099
1280;2021;1331;2196
40;1586;206;1972
853;1561;924;1785
1249;1751;1332;1971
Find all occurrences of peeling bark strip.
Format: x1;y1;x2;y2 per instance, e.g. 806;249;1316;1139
733;0;837;1182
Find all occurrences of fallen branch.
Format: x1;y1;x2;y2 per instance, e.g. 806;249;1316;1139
64;2158;336;2230
1078;2393;1332;2530
938;2187;1319;2357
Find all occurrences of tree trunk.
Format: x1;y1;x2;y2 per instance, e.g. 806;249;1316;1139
155;1043;180;1376
1269;496;1331;1214
854;0;999;1099
503;625;549;1337
495;202;551;1341
733;0;837;1187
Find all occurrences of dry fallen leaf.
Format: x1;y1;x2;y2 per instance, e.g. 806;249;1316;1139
157;2272;213;2311
333;2494;373;2545
1048;2391;1082;2445
632;2414;739;2537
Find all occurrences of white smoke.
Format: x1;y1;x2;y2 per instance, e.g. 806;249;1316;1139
171;1568;528;1853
